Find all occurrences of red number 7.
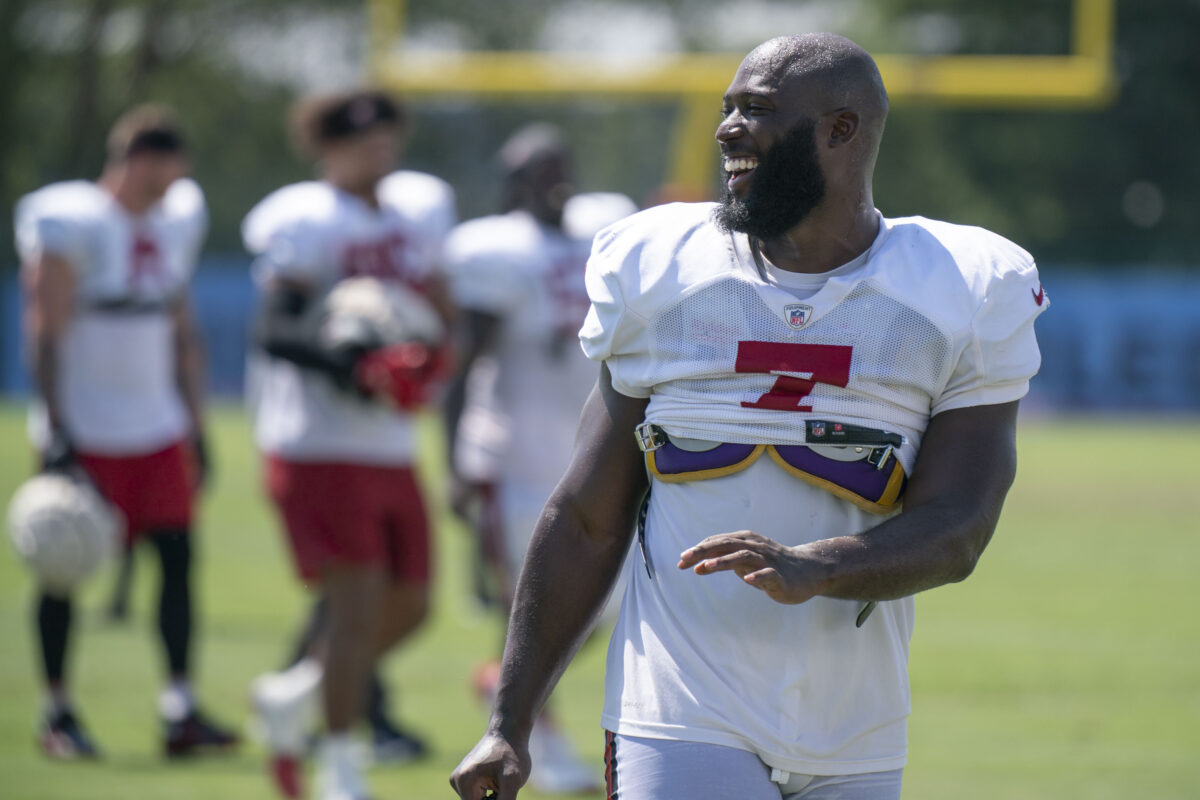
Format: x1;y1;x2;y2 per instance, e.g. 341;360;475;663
735;341;853;412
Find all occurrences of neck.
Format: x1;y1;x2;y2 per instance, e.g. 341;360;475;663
527;206;563;229
328;175;380;208
758;190;877;274
98;168;156;215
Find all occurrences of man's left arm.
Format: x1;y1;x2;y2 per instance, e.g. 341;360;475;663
172;293;210;489
679;400;1019;604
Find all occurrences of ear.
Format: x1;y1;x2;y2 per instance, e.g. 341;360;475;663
827;109;860;147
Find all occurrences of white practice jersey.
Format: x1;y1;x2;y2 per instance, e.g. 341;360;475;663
581;202;1046;774
243;171;456;465
445;193;637;494
15;179;207;455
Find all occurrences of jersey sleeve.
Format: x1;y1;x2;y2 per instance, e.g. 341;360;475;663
443;221;527;317
242;187;329;287
379;171;459;278
251;223;328;287
416;181;458;249
563;192;638;240
163;179;209;277
932;253;1048;415
13;189;91;270
159;179;208;283
578;221;653;399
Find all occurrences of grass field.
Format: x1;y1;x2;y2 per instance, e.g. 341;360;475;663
0;402;1197;799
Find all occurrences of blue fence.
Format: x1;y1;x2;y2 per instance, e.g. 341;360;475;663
2;259;1198;411
1033;269;1200;411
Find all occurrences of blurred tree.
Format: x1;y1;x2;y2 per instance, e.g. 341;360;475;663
0;0;333;260
65;0;114;176
871;0;1200;264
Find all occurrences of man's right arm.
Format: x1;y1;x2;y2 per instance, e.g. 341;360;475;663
254;277;364;391
450;363;649;800
24;252;75;467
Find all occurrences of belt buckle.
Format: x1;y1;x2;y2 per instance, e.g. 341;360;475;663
866;445;894;471
634;422;668;453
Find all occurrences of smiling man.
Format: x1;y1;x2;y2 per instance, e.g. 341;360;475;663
451;33;1047;800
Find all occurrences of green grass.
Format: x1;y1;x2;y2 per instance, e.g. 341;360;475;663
1;403;1197;798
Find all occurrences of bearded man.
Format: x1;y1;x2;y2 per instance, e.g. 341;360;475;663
452;33;1047;800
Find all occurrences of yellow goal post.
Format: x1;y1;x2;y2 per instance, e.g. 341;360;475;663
367;0;1116;196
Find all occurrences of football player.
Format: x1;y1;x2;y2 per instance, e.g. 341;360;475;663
452;34;1048;800
14;105;238;760
243;89;456;800
442;123;637;795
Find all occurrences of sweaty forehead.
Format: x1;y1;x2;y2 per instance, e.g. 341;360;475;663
726;47;816;104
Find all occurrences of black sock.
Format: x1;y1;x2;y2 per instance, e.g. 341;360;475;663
36;591;72;688
366;670;391;731
108;544;137;614
151;529;192;677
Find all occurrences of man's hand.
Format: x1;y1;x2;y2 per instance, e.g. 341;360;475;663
678;530;827;605
449;730;529;800
449;474;489;520
354;340;449;410
41;427;78;474
191;429;211;491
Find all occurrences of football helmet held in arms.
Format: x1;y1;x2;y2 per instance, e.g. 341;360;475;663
320;277;448;410
7;473;121;593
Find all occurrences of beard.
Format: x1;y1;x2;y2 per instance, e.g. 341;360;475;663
713;118;827;240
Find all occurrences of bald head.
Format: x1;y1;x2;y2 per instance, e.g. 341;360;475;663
751;34;888;110
498;123;570;177
498;122;574;224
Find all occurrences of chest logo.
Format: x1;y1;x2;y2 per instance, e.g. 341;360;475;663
783;303;814;330
1032;284;1045;306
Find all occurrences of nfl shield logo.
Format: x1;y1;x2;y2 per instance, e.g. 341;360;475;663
784;303;813;330
811;422;826;438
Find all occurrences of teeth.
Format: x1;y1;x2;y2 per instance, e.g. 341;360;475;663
724;157;758;173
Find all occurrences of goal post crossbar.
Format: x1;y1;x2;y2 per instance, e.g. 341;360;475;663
367;0;1116;191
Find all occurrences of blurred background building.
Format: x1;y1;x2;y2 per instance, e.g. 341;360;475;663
1;0;1197;409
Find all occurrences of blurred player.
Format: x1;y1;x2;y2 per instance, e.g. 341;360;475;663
14;104;237;760
281;594;430;764
443;123;636;795
452;34;1047;799
243;89;456;800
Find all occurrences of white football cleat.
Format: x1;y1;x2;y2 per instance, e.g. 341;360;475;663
250;661;321;798
317;735;371;800
527;718;602;795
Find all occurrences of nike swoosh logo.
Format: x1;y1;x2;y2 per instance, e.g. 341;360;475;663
1032;285;1045;306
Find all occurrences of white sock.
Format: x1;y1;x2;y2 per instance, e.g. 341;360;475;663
319;732;355;764
318;733;367;797
283;658;323;690
44;689;71;717
158;680;194;722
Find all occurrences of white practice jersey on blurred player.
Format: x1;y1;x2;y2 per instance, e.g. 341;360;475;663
242;171;456;466
445;193;637;501
581;201;1047;776
14;179;207;455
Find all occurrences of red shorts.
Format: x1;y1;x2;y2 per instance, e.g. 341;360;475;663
77;441;195;543
264;457;431;585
